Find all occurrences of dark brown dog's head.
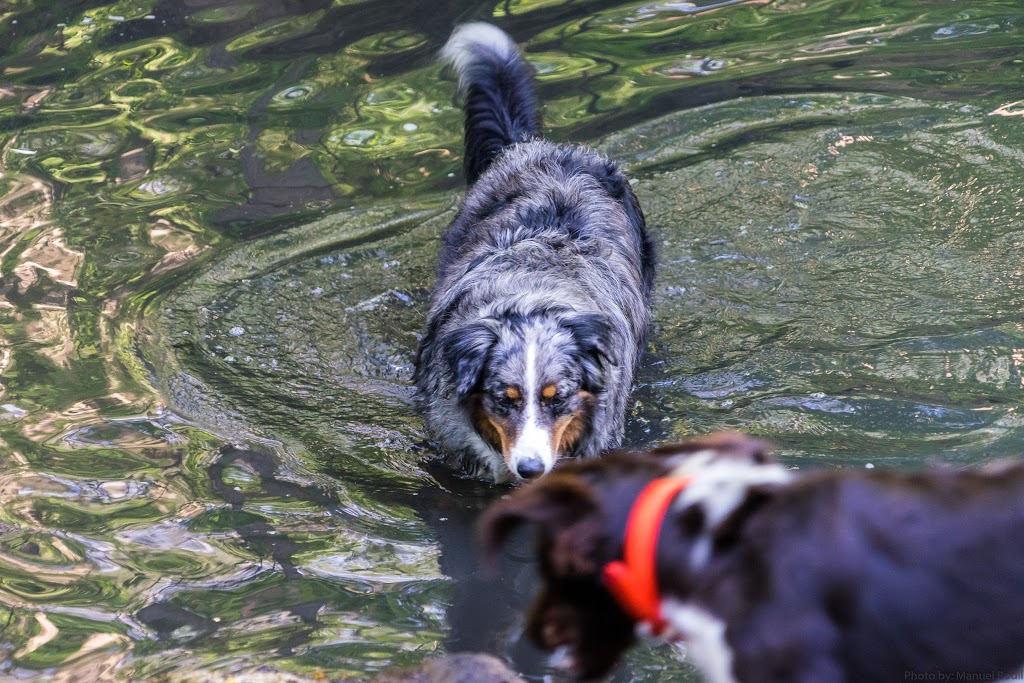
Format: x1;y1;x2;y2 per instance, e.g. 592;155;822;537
477;433;783;679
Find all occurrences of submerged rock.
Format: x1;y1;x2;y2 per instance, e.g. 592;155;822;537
160;653;526;683
373;653;526;683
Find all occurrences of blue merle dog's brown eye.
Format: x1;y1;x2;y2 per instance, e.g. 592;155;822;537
496;386;521;411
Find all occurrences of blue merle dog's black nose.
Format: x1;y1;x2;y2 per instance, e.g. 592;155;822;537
516;457;546;480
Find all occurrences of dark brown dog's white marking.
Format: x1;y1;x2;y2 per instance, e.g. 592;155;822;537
479;433;1024;681
414;24;654;483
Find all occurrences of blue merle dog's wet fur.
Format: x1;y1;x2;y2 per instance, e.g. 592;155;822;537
414;23;655;482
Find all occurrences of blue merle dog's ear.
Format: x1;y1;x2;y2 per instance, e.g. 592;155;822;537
561;312;617;391
444;319;500;399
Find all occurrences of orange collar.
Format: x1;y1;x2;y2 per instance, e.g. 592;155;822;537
601;475;694;636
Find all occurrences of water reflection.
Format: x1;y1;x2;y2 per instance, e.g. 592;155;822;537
0;0;1023;680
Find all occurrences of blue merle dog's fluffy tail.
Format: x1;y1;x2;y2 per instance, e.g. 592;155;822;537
441;23;541;185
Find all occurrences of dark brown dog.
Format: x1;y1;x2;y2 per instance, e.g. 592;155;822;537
478;433;1024;682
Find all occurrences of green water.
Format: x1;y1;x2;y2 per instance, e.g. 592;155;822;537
1;0;1023;680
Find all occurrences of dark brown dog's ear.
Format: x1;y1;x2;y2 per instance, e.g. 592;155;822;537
651;432;777;465
713;432;775;464
477;476;605;577
710;486;776;552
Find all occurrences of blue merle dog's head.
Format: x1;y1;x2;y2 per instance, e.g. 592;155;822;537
445;309;615;480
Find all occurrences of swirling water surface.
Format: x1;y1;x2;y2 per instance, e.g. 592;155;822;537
0;0;1023;680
